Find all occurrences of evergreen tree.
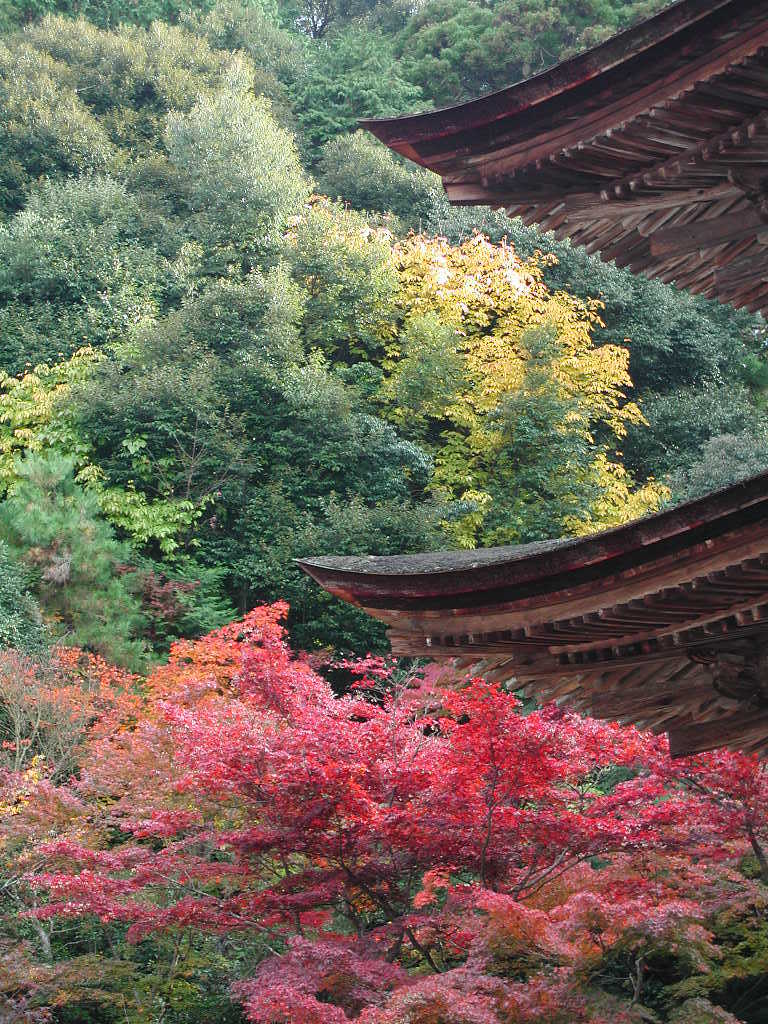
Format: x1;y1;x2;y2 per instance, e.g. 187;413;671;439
0;453;146;668
0;540;47;654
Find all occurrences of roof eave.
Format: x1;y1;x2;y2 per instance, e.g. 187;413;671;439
359;0;738;151
296;469;768;608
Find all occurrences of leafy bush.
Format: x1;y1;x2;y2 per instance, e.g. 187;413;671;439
317;130;441;227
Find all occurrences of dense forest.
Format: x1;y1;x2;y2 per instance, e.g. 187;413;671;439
0;0;765;664
1;0;768;1021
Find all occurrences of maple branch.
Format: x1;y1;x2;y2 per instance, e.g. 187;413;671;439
385;928;404;963
404;924;442;973
629;955;645;1006
26;909;53;962
335;836;443;973
746;823;768;886
513;850;583;901
730;963;768;1017
343;893;363;937
480;742;500;889
678;773;767;881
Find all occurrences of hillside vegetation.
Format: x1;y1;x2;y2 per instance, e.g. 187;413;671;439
0;0;764;665
1;6;768;1020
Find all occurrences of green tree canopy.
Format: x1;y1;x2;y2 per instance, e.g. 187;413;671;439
291;26;421;157
0;540;47;654
165;65;310;267
670;430;768;503
0;175;168;371
0;0;763;662
287;200;398;363
396;0;669;108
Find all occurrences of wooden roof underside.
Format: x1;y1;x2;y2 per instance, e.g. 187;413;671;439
362;0;768;316
299;473;768;756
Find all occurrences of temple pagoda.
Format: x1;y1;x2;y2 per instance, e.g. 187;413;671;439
299;0;768;756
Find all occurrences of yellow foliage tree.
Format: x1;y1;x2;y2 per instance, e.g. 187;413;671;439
0;347;98;487
382;234;668;547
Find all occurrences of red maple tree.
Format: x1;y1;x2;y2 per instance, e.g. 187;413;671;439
20;605;766;1023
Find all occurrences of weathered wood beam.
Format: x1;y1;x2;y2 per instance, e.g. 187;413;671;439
589;683;717;721
554;594;768;655
716;252;768;290
668;709;768;757
443;183;558;206
607;113;768;197
477;18;768;180
368;522;768;640
388;643;680;675
647;209;766;257
559;186;739;223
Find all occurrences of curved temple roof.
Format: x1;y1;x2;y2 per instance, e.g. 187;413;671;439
362;0;768;316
